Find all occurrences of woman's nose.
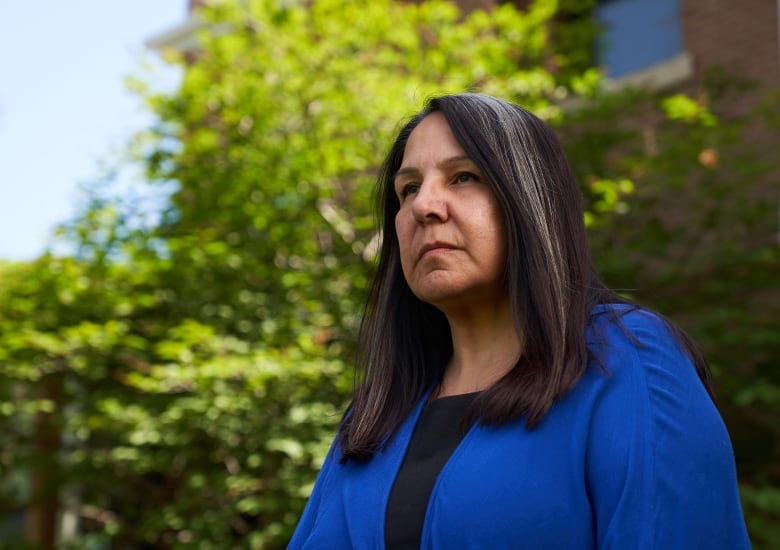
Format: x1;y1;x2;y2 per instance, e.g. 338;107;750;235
411;179;449;223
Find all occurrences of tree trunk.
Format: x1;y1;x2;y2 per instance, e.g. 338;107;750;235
24;369;64;549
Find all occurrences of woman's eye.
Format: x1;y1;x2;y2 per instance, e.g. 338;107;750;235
455;172;479;183
399;183;420;198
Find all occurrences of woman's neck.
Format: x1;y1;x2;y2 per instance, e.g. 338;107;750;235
438;300;521;397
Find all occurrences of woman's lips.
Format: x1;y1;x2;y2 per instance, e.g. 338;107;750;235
419;242;457;259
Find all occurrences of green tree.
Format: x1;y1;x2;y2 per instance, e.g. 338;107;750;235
135;0;594;350
1;0;611;547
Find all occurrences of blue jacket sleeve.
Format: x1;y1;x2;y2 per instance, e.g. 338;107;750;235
586;310;750;549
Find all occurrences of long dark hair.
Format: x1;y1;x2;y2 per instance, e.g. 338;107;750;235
337;93;711;462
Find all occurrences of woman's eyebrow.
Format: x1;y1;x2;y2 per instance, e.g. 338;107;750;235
394;166;420;181
393;155;474;181
437;155;473;169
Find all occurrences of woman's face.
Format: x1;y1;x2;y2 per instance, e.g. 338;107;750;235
394;112;507;313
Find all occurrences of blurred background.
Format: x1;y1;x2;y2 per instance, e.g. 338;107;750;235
0;0;778;547
0;1;184;262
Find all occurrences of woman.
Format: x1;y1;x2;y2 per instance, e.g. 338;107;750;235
289;94;750;548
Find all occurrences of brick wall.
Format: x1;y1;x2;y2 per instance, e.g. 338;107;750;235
682;0;780;89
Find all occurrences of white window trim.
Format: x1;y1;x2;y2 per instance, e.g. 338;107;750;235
602;51;694;92
146;16;205;55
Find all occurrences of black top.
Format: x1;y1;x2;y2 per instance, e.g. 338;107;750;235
384;392;479;549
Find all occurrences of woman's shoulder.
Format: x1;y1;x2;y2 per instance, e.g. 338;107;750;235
590;302;668;334
584;303;709;414
588;303;688;368
582;308;748;548
583;303;727;476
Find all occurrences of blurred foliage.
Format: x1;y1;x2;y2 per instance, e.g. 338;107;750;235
0;0;777;547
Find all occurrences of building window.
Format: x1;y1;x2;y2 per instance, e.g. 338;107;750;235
595;0;683;78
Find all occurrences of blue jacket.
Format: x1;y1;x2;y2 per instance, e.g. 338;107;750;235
289;306;751;549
